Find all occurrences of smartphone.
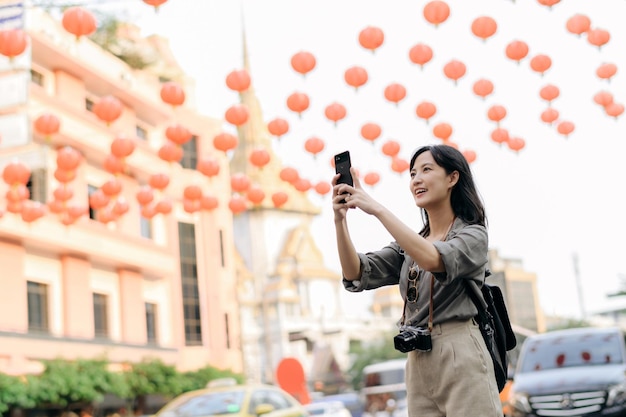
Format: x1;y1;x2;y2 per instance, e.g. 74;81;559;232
334;151;353;204
334;150;353;186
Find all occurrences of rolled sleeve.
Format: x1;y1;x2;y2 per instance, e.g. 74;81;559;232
432;224;488;285
342;243;404;292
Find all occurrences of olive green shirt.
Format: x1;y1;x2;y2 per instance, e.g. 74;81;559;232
343;217;488;328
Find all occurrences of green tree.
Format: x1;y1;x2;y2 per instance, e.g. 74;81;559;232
124;359;185;415
179;366;244;393
347;332;406;390
0;373;34;414
31;358;128;408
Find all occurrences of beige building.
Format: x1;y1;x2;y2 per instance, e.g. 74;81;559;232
0;4;242;375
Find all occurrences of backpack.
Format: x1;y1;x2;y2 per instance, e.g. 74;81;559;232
465;271;517;392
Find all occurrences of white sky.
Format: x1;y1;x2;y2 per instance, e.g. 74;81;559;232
100;0;626;319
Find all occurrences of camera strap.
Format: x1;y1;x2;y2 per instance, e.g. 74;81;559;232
400;218;454;332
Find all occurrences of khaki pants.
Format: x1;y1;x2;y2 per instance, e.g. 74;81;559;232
405;319;503;417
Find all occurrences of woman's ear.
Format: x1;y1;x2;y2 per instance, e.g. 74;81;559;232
448;170;460;188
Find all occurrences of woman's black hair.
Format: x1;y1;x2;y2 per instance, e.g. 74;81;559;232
410;144;487;235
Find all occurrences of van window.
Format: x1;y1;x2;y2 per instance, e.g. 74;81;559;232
519;330;623;373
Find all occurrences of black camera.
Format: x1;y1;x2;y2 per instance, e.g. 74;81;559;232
394;326;432;353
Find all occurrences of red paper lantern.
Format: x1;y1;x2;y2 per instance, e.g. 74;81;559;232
93;95;123;124
433;122;452;141
471;16;497;41
490;128;510;145
596;63;617;82
443;60;466;84
89;189;110;210
310;181;328;196
557;121;575;137
6;184;29;202
101;178;122;196
53;186;73;202
160;82;185;106
34;113;61;138
423;1;450;27
605;103;624;119
136;185;155;206
487;105;507;124
149;173;170;190
201;195;219;211
225;104;250;126
155;200;172;215
363;172;380;186
225;69;251;92
158;141;183;163
55;169;76;183
0;29;28;60
228;195;247;214
143;0;168;10
530;54;552;75
361;123;381;143
358;26;384;52
382;140;401;157
139;205;156;219
587;28;610;49
344;66;368;90
103;155;124;175
249;148;271;169
231;173;251;193
183;198;201;214
2;160;30;186
304;137;325;157
416;101;437;123
384;83;406;105
286;92;310;116
290;51;316;76
56;146;82;171
184;185;203;200
537;0;560;7
112;198;130;216
541;108;559;124
505;40;529;63
279;167;299;184
213;132;238;153
593;91;614;107
165;124;193;145
21;201;46;223
507;137;526;153
293;178;312;193
472;79;494;100
539;84;560;103
271;191;288;208
463;150;477;164
566;14;591;36
408;43;433;69
246;186;266;205
111;135;136;159
324;102;347;125
267;118;289;138
196;156;220;178
391;157;409;174
62;7;97;39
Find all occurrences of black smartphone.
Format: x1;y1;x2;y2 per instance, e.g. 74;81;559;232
334;151;353;203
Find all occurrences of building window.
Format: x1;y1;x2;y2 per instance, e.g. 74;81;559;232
136;125;148;140
27;281;49;332
85;98;94;112
224;313;231;349
219;229;225;267
30;69;44;86
180;135;198;170
140;215;152;239
179;222;202;345
87;184;97;220
146;302;158;344
93;293;109;338
26;168;47;204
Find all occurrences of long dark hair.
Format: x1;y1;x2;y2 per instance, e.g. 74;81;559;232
410;144;487;235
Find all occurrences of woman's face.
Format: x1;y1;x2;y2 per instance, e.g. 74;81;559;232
409;151;456;209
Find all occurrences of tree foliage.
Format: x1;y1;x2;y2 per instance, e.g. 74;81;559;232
347;331;406;390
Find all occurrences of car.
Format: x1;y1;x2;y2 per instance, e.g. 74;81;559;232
506;326;626;417
153;378;308;417
304;401;352;417
311;393;364;417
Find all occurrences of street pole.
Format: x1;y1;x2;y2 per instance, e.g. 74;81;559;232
572;252;587;320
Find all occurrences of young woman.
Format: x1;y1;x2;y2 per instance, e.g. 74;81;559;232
332;144;502;417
